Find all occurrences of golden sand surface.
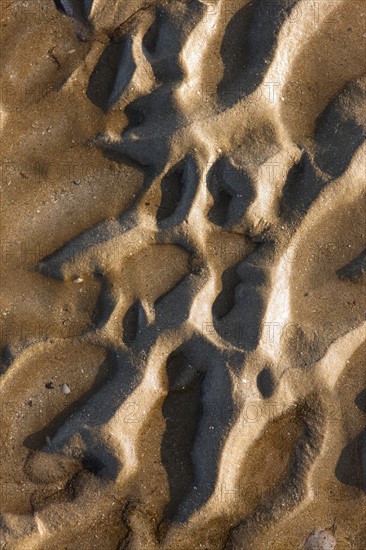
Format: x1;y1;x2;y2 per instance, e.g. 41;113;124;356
0;1;365;548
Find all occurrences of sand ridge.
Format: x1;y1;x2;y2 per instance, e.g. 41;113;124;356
0;0;365;548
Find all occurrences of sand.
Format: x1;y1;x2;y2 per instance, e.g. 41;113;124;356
0;0;365;548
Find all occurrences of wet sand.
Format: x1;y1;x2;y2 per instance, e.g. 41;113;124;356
0;1;365;548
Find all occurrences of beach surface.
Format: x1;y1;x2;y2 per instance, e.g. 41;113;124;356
0;1;365;548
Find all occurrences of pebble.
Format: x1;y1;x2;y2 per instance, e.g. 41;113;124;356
62;383;71;395
73;277;83;283
305;530;336;550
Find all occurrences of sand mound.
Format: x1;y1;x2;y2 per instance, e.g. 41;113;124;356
0;0;365;548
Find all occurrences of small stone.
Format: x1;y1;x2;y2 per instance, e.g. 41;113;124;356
305;530;336;550
73;277;83;283
45;381;54;389
73;179;81;185
62;384;71;395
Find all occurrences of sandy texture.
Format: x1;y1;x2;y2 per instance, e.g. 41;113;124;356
0;0;365;548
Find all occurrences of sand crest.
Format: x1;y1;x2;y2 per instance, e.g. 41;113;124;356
0;1;365;548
